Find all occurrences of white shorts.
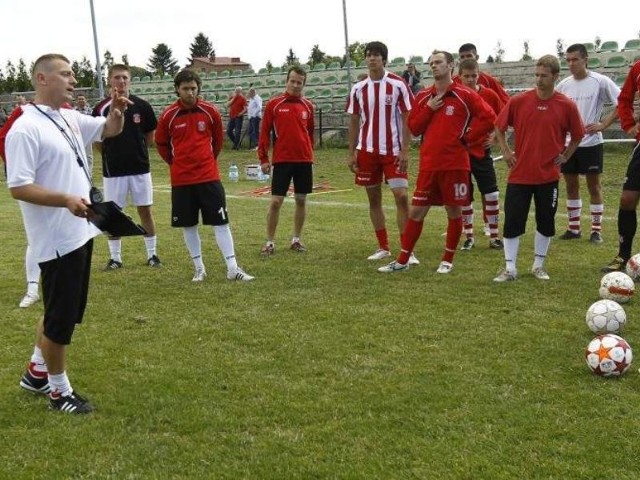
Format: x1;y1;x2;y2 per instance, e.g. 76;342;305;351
103;173;153;208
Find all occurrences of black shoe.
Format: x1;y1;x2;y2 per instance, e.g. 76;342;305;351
20;370;51;395
489;238;504;250
49;391;94;414
559;230;581;240
147;255;162;267
590;231;604;244
103;259;123;271
602;256;626;273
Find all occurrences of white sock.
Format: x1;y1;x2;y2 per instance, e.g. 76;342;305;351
108;239;122;263
48;372;73;397
27;281;39;297
214;225;238;271
25;245;40;287
144;235;157;258
30;346;47;373
291;236;301;244
182;226;204;271
503;236;520;273
567;198;582;233
533;231;552;269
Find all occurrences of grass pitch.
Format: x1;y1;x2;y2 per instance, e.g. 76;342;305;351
1;144;640;479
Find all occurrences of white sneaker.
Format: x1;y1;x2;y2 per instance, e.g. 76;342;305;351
483;224;491;237
19;293;39;308
227;267;255;281
367;249;391;261
493;268;517;282
378;261;409;273
192;269;207;282
408;253;420;265
436;261;453;274
531;267;550;280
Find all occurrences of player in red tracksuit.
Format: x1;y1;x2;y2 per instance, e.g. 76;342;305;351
494;55;585;282
378;50;497;275
457;58;505;251
258;65;315;255
602;60;640;272
155;69;254;283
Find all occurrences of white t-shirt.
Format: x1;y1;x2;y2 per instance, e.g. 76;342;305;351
6;104;106;262
556;70;620;147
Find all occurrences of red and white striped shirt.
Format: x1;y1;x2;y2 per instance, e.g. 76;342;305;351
346;71;413;156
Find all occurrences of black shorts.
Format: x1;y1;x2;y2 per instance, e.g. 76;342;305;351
561;144;604;175
623;143;640;191
503;181;559;238
469;150;499;201
40;240;93;345
171;181;229;227
271;163;313;197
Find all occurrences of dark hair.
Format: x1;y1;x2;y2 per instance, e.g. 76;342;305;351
286;65;307;85
566;43;588;58
458;58;479;74
365;41;389;63
458;43;478;55
108;64;131;79
173;69;202;94
431;50;455;65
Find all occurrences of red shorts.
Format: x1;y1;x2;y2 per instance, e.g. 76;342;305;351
412;170;470;206
355;150;408;187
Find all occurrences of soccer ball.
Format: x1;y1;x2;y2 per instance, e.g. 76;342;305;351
585;334;633;377
585;299;627;334
599;271;635;304
625;253;640;281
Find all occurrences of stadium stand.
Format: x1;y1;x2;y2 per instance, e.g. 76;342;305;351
622;38;640;51
604;55;628;68
599;41;619;52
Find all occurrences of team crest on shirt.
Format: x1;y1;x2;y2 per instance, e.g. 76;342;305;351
385;95;393;105
537;105;548;111
301;111;309;120
445;105;455;116
197;121;206;131
133;113;141;124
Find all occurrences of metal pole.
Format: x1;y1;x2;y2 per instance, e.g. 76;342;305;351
342;0;352;92
89;0;104;99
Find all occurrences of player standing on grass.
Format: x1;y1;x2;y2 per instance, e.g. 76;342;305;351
493;55;584;282
457;58;505;251
346;41;419;265
556;43;620;245
602;59;640;272
258;65;315;255
155;69;254;282
456;43;510;104
378;51;496;274
93;64;162;270
7;53;130;414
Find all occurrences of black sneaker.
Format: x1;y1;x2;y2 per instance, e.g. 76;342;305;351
460;238;475;251
20;370;51;395
489;238;504;250
602;256;626;273
590;231;604;244
147;255;162;267
103;259;123;271
559;230;581;240
49;391;94;414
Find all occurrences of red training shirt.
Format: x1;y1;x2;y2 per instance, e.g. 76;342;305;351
617;61;640;141
228;94;247;119
454;71;510;104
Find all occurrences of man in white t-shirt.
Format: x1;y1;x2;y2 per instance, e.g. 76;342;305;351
5;53;130;414
556;43;620;244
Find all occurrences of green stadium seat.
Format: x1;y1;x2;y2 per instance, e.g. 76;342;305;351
207;71;218;79
333;86;349;98
587;57;602;69
318;103;333;113
308;76;322;85
312;63;326;71
218;70;230;78
152;75;161;81
315;88;332;99
615;75;627;87
266;78;277;87
604;55;628;68
300;64;311;72
582;42;596;53
304;88;317;98
326;61;341;70
623;39;640;51
257;67;268;75
343;60;357;70
132;76;140;82
243;69;255;76
599;41;619;52
270;66;282;75
141;76;151;82
409;55;424;64
231;69;243;77
202;83;212;91
252;80;263;88
339;73;352;83
324;75;338;84
389;56;405;66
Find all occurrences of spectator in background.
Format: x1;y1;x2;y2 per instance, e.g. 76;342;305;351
402;62;422;94
247;87;262;150
75;94;94;177
226;86;247;149
455;43;510;104
0;107;8;127
14;94;27;111
556;43;620;245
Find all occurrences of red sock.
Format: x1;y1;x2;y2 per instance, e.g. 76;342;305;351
397;219;423;264
442;217;463;263
375;228;389;251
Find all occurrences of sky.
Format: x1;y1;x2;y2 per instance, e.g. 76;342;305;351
2;0;639;73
